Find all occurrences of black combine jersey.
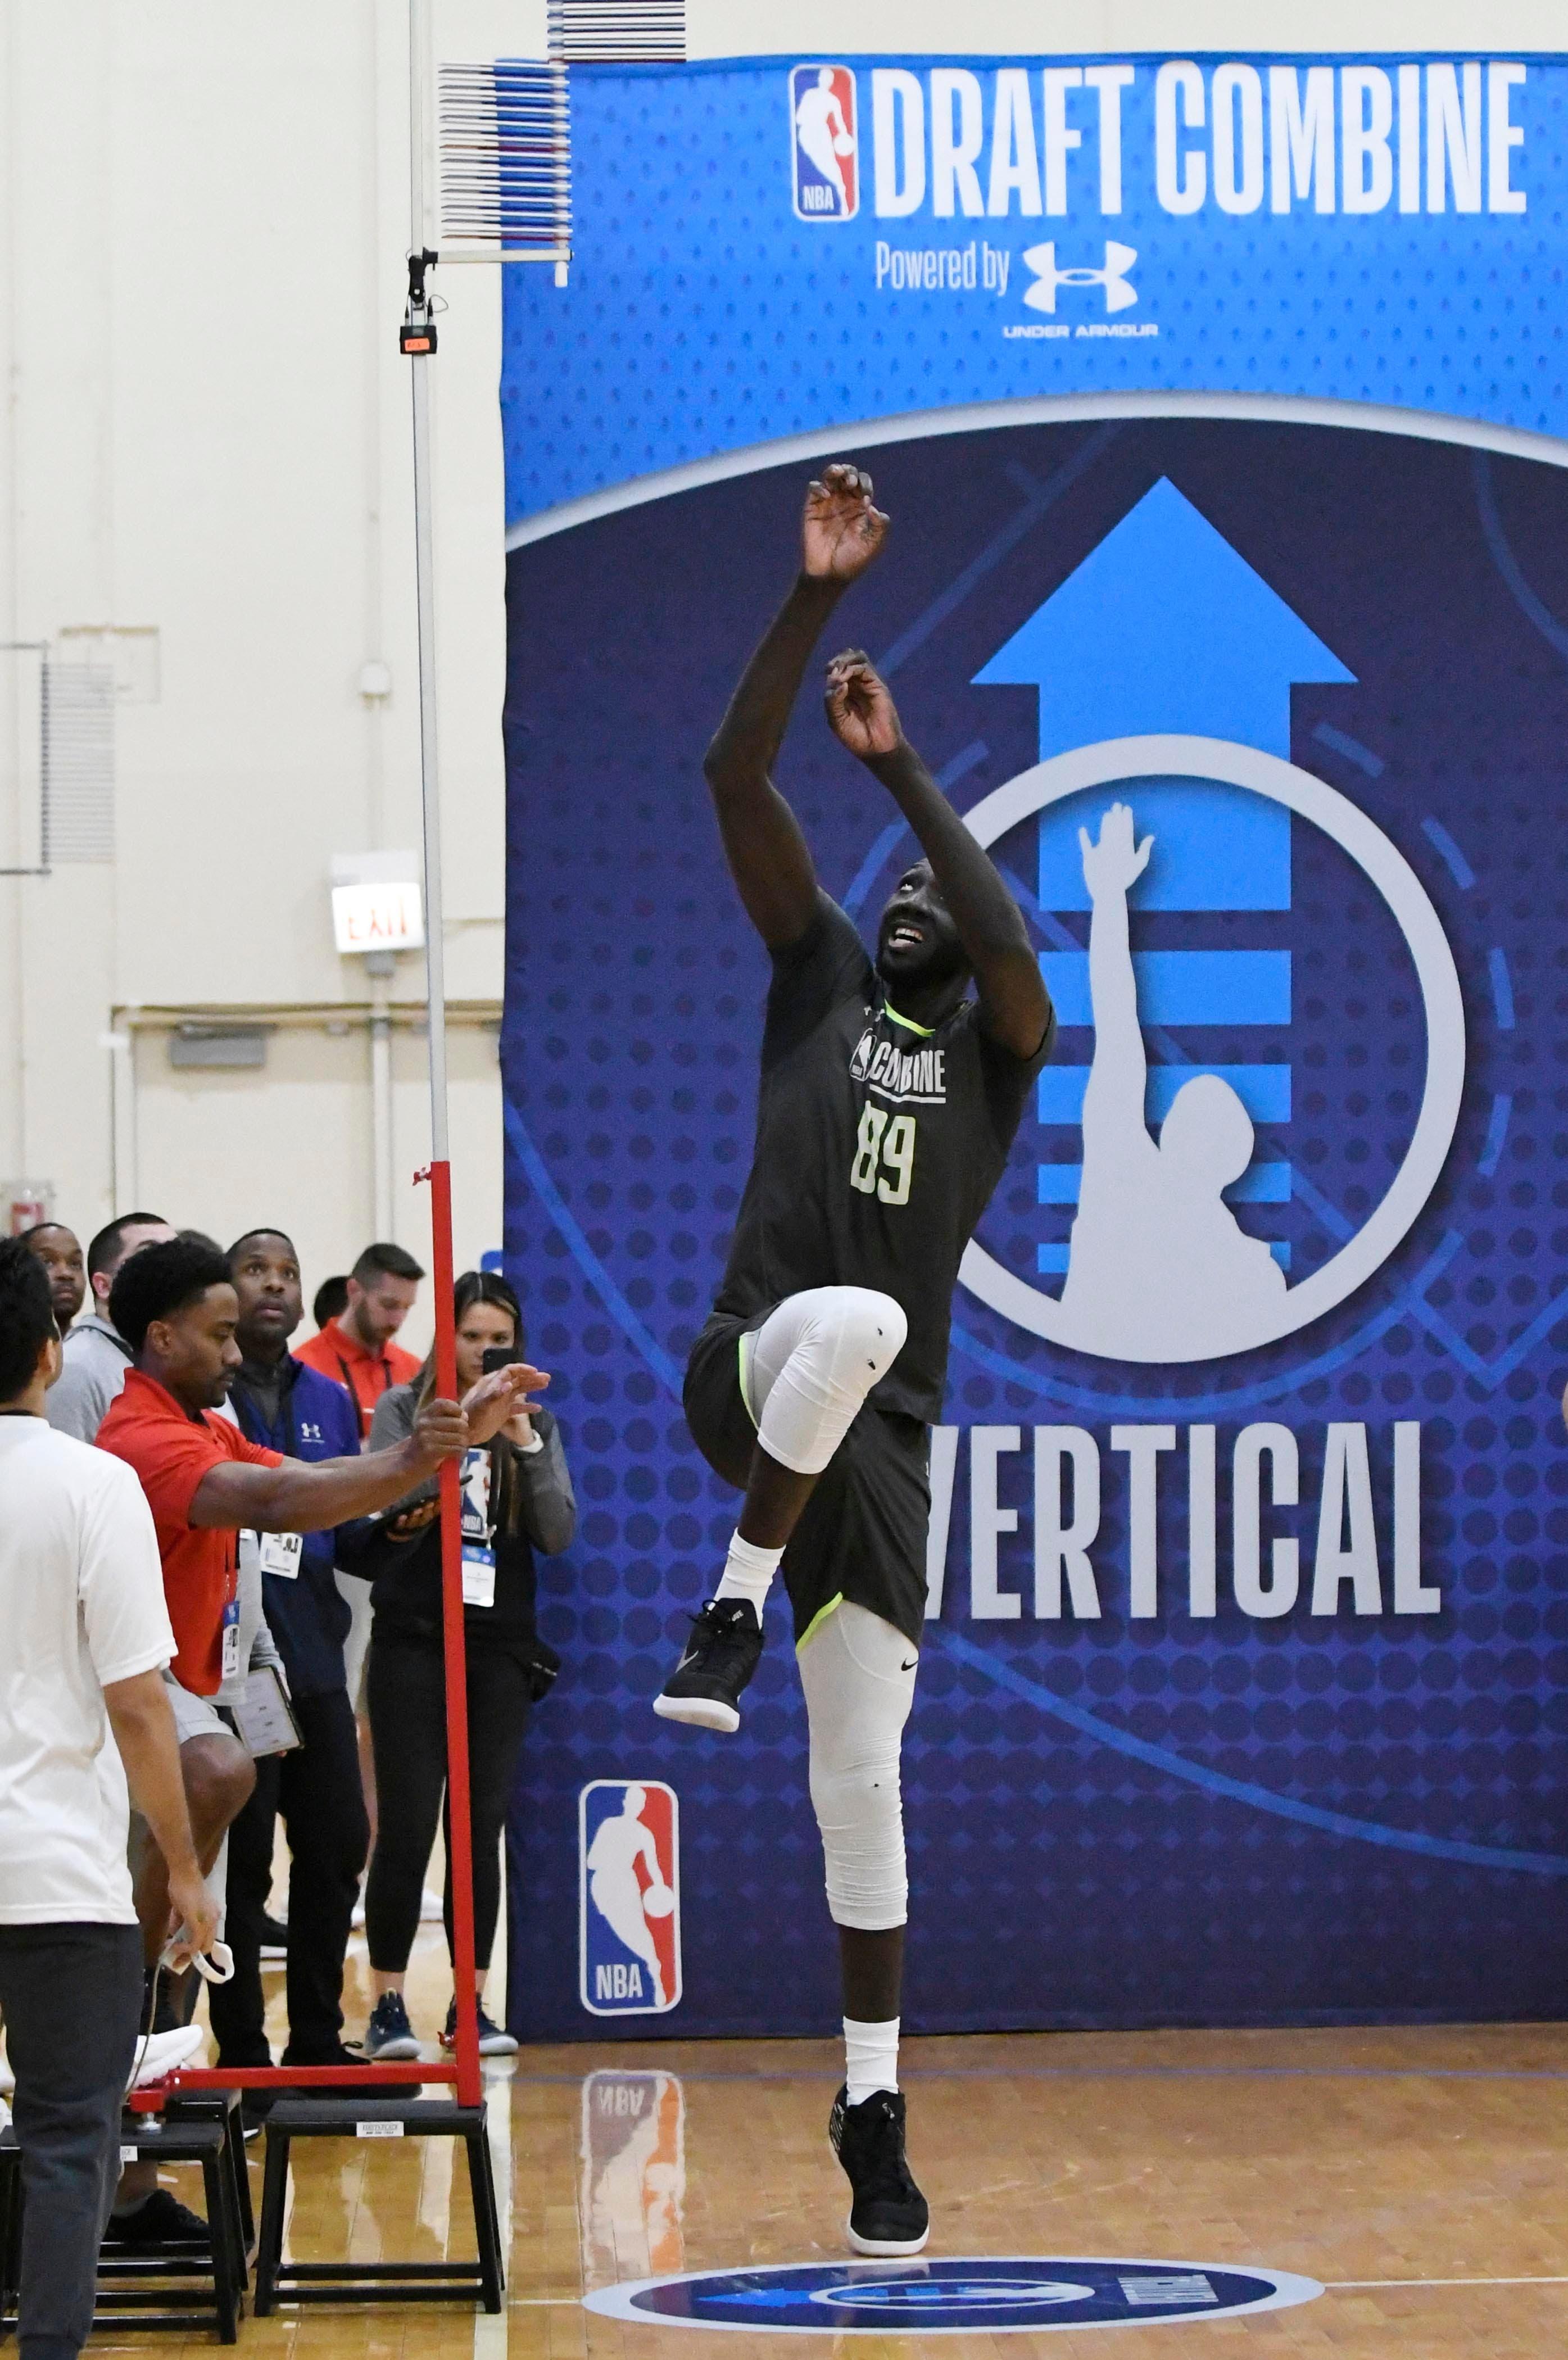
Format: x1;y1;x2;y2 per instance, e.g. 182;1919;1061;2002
711;892;1054;1425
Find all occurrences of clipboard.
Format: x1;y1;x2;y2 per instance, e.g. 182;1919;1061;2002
230;1665;303;1758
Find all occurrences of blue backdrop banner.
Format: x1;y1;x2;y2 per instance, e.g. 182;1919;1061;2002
500;52;1568;2040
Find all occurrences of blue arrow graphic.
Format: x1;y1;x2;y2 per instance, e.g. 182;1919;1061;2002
972;477;1354;760
967;476;1356;1272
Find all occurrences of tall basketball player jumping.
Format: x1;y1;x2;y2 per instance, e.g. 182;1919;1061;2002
655;465;1054;2253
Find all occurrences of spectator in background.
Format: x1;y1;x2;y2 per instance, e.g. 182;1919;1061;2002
296;1242;424;1439
312;1275;350;1332
96;1242;542;2073
46;1212;175;1443
0;1236;218;2312
301;1249;424;1837
346;1270;572;2062
207;1229;371;2097
22;1220;87;1330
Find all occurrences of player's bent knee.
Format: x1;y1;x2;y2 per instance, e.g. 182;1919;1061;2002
820;1287;907;1385
750;1288;910;1474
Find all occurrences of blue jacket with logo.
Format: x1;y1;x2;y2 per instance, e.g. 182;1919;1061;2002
226;1355;367;1698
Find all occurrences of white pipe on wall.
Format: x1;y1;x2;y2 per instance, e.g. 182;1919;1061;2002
371;1002;394;1238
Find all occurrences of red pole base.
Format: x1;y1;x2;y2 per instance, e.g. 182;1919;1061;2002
126;2060;459;2110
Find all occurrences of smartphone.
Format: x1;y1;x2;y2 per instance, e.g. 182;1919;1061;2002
482;1346;527;1375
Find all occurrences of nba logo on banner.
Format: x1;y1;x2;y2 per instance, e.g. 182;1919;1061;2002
790;65;858;220
579;1781;682;2016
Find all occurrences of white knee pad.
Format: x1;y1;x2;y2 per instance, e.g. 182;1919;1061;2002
799;1602;916;1932
746;1287;908;1476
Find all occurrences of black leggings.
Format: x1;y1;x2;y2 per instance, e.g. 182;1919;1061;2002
364;1637;533;1976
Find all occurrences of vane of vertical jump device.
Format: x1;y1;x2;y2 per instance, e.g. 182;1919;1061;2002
435;60;573;277
118;1;691;2281
547;0;687;59
393;12;577;2128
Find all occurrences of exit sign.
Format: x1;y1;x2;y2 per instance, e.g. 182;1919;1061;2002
332;880;424;955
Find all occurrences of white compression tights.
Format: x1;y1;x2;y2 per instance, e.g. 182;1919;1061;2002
797;1599;916;1932
742;1285;908;1475
731;1287;916;1931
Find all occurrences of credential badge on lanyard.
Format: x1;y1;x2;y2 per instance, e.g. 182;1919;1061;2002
257;1530;303;1579
459;1447;496;1607
220;1591;242;1682
458;1447;493;1542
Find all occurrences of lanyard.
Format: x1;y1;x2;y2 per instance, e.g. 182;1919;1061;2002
334;1349;391;1426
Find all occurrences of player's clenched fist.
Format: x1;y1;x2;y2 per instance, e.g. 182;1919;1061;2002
802;463;889;583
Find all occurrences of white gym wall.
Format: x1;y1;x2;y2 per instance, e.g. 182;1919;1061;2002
0;0;1558;1346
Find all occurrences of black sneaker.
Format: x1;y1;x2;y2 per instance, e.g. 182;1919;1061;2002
212;2053;276;2136
104;2189;210;2248
220;2067;276;2136
829;2085;930;2257
441;2000;519;2058
363;1992;421;2061
280;2041;374;2101
653;1598;764;1733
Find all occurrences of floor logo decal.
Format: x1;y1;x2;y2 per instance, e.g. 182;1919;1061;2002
582;2255;1324;2331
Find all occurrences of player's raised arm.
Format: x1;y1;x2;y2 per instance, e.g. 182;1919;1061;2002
704;464;888;948
186;1363;547;1530
823;653;1052;1059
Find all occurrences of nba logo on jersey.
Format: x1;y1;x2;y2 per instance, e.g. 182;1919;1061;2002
790;65;858;220
579;1780;682;2015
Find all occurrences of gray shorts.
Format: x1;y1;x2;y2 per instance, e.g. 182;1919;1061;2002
126;1675;234;1896
162;1670;229;1745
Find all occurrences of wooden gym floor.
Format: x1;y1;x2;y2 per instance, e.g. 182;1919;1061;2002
124;1925;1568;2358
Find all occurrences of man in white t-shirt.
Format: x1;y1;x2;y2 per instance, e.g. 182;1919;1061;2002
0;1239;216;2360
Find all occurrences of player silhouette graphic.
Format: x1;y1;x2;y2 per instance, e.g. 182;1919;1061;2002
586;1787;670;2009
794;69;853;207
1059;802;1285;1360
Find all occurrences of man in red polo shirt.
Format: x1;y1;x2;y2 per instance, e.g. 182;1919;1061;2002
96;1239;542;2080
296;1240;424;1438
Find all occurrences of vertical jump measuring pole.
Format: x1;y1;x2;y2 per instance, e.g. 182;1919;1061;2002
403;0;483;2113
400;1;573;2113
124;0;575;2135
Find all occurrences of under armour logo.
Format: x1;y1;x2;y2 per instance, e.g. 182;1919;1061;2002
1021;241;1138;316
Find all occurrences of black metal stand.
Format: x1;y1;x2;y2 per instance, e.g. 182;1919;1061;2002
253;2098;504;2314
0;2110;247;2344
162;2088;255;2269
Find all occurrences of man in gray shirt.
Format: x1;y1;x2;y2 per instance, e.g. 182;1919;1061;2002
46;1213;175;1444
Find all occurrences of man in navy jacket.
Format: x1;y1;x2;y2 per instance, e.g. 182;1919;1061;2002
206;1229;370;2092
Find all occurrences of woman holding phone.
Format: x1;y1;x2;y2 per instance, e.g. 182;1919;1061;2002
346;1270;575;2059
